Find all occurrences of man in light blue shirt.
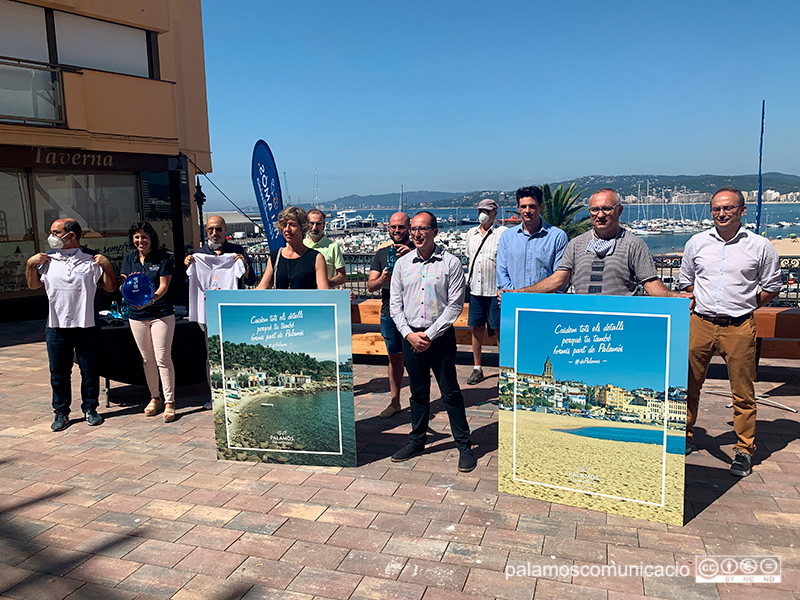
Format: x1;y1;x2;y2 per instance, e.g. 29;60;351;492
496;186;568;295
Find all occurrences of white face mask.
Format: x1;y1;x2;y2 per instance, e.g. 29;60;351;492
208;240;223;250
478;212;491;225
47;233;69;249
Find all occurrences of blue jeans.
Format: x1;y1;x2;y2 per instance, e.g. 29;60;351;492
402;326;471;447
467;294;501;330
380;313;403;355
45;326;100;416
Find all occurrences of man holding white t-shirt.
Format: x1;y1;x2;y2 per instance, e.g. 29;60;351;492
26;218;116;432
185;215;252;408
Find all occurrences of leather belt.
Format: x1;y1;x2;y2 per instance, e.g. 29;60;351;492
693;312;752;326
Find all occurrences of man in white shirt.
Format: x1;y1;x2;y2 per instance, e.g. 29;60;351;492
185;215;253;287
389;211;475;472
465;199;506;384
26;218;116;431
185;215;250;409
679;186;782;477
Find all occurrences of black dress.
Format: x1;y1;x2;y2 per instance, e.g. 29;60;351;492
270;248;320;289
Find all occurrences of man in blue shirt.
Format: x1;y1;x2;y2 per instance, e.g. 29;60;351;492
496;186;567;299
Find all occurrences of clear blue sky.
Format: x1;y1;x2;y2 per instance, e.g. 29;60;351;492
499;294;690;390
219;303;337;362
201;1;800;210
515;309;669;391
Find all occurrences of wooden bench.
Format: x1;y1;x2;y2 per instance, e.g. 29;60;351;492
350;299;497;356
754;307;800;361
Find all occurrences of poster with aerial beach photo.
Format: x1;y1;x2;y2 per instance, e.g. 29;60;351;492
498;293;690;525
206;289;355;467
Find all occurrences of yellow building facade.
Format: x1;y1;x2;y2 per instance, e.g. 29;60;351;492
0;0;211;318
596;384;629;411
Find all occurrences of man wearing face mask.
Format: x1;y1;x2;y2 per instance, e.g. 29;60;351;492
26;218;116;431
185;215;254;287
185;215;254;409
464;199;507;385
304;209;346;287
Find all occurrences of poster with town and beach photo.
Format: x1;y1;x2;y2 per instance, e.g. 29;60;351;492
205;289;355;467
498;293;690;525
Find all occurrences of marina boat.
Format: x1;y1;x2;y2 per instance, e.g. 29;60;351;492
359;213;377;227
328;210;356;230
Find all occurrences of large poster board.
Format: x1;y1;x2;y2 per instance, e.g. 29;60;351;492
206;289;355;467
499;293;690;525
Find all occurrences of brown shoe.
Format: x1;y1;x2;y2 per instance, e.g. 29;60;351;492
379;405;402;418
144;397;163;417
163;403;176;423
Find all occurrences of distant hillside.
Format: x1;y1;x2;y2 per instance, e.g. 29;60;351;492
551;172;800;198
323;173;800;210
321;190;462;210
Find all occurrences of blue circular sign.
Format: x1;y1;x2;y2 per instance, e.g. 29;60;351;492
121;273;155;307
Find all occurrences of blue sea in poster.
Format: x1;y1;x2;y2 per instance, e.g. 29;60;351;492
236;389;355;455
554;426;685;454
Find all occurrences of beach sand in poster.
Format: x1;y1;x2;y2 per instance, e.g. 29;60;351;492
499;411;685;525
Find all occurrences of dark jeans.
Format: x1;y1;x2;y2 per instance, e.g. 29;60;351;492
45;326;100;416
402;326;471;447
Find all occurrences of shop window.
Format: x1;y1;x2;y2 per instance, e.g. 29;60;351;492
33;172;138;264
0;170;34;241
141;171;176;254
0;169;35;293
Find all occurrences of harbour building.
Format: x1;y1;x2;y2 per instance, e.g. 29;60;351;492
0;0;211;319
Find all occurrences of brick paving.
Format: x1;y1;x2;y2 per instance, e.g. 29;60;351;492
1;319;799;599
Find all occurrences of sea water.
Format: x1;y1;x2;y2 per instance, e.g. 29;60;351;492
554;425;685;454
235;388;354;456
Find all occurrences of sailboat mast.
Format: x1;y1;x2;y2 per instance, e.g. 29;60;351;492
756;100;765;235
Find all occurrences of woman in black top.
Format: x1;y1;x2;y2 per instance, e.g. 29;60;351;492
120;222;178;422
257;207;330;290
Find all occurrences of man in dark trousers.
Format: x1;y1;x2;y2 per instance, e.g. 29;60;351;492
389;211;475;472
367;211;414;418
26;218;116;431
185;215;254;409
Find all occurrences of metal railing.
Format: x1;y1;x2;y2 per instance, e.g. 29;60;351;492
248;250;800;306
0;57;65;126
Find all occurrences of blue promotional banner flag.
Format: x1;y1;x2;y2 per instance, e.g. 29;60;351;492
251;140;285;252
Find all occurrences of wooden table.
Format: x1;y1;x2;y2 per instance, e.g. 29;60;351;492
98;318;208;405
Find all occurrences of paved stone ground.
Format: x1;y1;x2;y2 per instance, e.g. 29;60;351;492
1;319;799;600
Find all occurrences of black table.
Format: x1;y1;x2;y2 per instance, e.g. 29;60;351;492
98;318;208;406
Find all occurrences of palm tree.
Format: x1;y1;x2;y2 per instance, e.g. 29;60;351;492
541;183;591;239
